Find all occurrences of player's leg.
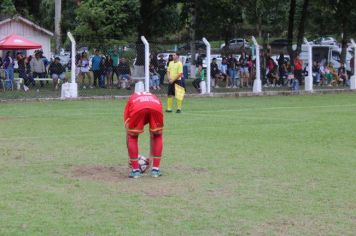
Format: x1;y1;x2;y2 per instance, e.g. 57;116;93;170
166;82;174;112
126;133;141;178
149;110;164;177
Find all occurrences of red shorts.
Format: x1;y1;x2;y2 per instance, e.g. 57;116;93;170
126;108;163;134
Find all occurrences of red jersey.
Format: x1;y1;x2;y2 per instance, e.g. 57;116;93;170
124;92;163;126
294;59;303;71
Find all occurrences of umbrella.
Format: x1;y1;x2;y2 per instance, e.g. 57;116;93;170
0;34;42;50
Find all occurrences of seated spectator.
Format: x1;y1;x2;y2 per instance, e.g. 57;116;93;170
30;51;47;88
325;63;339;86
149;63;160;90
266;56;279;87
312;61;321;86
192;65;205;92
218;57;231;88
210;58;220;88
286;63;294;87
338;63;348;86
117;58;132;90
319;63;327;86
48;57;66;90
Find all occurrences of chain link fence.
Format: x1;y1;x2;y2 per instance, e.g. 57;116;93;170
0;38;353;100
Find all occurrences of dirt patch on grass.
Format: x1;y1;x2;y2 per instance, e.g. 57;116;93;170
70;165;129;182
254;218;330;236
70;164;209;183
68;164;214;197
0;116;11;122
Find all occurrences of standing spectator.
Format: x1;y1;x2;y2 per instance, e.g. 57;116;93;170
227;54;238;88
3;51;14;89
166;52;183;113
247;55;254;83
104;55;113;88
157;55;167;85
293;54;303;84
117;58;132;89
277;53;287;86
196;54;203;67
350;54;354;75
239;51;249;88
48;57;66;90
30;51;46;87
16;52;29;90
167;54;173;68
91;49;102;87
79;52;92;89
25;55;35;87
39;51;49;75
123;91;164;178
110;48;120;84
210;58;220;88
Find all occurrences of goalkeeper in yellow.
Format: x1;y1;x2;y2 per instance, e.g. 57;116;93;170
166;52;184;113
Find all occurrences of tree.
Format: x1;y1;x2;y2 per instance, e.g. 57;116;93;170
0;0;17;18
287;0;310;60
74;0;140;47
55;0;62;53
244;0;289;41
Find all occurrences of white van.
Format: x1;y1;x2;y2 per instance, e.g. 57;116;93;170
299;44;351;72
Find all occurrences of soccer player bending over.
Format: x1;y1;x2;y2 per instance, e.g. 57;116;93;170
124;91;164;178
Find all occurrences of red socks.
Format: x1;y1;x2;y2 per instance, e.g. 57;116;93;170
127;134;139;169
127;133;163;170
150;133;163;169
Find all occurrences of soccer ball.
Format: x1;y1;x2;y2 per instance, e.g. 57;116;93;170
138;155;150;173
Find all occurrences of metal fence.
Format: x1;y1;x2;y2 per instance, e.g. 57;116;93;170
0;35;355;100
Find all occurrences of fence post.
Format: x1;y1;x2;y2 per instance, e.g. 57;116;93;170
202;37;211;94
303;38;313;92
350;39;356;90
141;36;150;92
251;36;262;93
66;32;78;98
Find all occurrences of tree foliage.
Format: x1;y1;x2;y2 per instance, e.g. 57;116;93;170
0;0;17;18
1;0;355;50
74;0;140;47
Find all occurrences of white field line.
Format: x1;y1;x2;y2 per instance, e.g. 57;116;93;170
188;103;356;114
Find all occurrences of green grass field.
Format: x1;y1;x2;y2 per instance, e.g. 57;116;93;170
1;94;355;235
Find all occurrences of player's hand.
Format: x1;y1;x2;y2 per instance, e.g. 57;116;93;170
169;79;173;84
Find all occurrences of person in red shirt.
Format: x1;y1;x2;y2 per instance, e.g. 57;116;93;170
124;92;164;178
294;55;303;83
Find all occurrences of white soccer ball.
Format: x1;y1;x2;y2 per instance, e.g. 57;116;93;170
138;155;150;173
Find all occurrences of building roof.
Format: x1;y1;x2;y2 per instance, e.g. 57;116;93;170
0;16;54;37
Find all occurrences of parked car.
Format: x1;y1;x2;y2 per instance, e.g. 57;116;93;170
270;39;289;47
313;37;338;46
220;38;250;49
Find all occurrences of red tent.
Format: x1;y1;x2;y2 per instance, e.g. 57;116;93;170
0;34;42;50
